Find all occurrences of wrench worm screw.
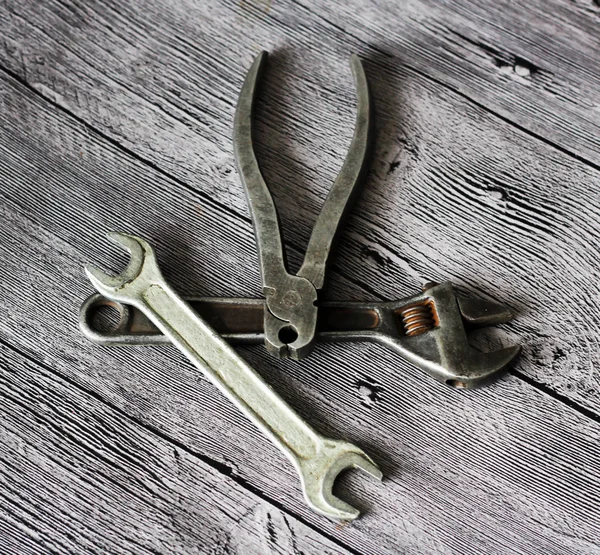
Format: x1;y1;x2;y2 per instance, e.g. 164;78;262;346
399;303;436;336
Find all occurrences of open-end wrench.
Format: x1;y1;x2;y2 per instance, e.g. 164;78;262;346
85;232;382;521
80;286;519;389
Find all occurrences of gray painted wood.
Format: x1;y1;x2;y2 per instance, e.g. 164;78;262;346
0;343;349;555
2;0;600;414
0;0;599;552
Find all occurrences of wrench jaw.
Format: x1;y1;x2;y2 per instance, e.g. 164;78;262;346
457;295;515;329
447;345;521;389
401;334;521;389
297;440;382;521
387;282;521;389
84;232;162;304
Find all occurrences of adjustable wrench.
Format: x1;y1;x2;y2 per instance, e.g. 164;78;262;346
85;232;382;521
80;287;520;389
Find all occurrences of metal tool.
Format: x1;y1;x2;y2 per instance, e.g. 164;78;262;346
81;284;519;389
85;232;382;521
234;51;372;360
80;51;520;387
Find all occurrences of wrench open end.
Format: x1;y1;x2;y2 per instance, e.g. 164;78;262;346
84;232;149;297
300;441;382;521
399;282;522;388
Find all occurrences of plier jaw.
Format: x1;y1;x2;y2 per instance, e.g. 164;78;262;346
262;274;318;360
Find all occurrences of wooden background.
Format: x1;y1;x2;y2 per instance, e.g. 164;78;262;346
1;0;599;552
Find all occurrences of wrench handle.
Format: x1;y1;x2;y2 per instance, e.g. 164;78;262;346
80;294;385;345
138;282;322;460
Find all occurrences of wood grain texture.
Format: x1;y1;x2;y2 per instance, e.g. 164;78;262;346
0;59;600;553
0;343;349;555
2;0;600;412
1;0;600;552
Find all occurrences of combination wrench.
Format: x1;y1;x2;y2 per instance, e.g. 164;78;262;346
85;232;382;521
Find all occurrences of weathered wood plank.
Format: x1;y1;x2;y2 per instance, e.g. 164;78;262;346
5;0;600;168
0;343;351;555
1;68;600;553
1;0;600;414
284;0;600;163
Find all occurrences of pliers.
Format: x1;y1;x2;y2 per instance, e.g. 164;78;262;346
234;51;372;360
